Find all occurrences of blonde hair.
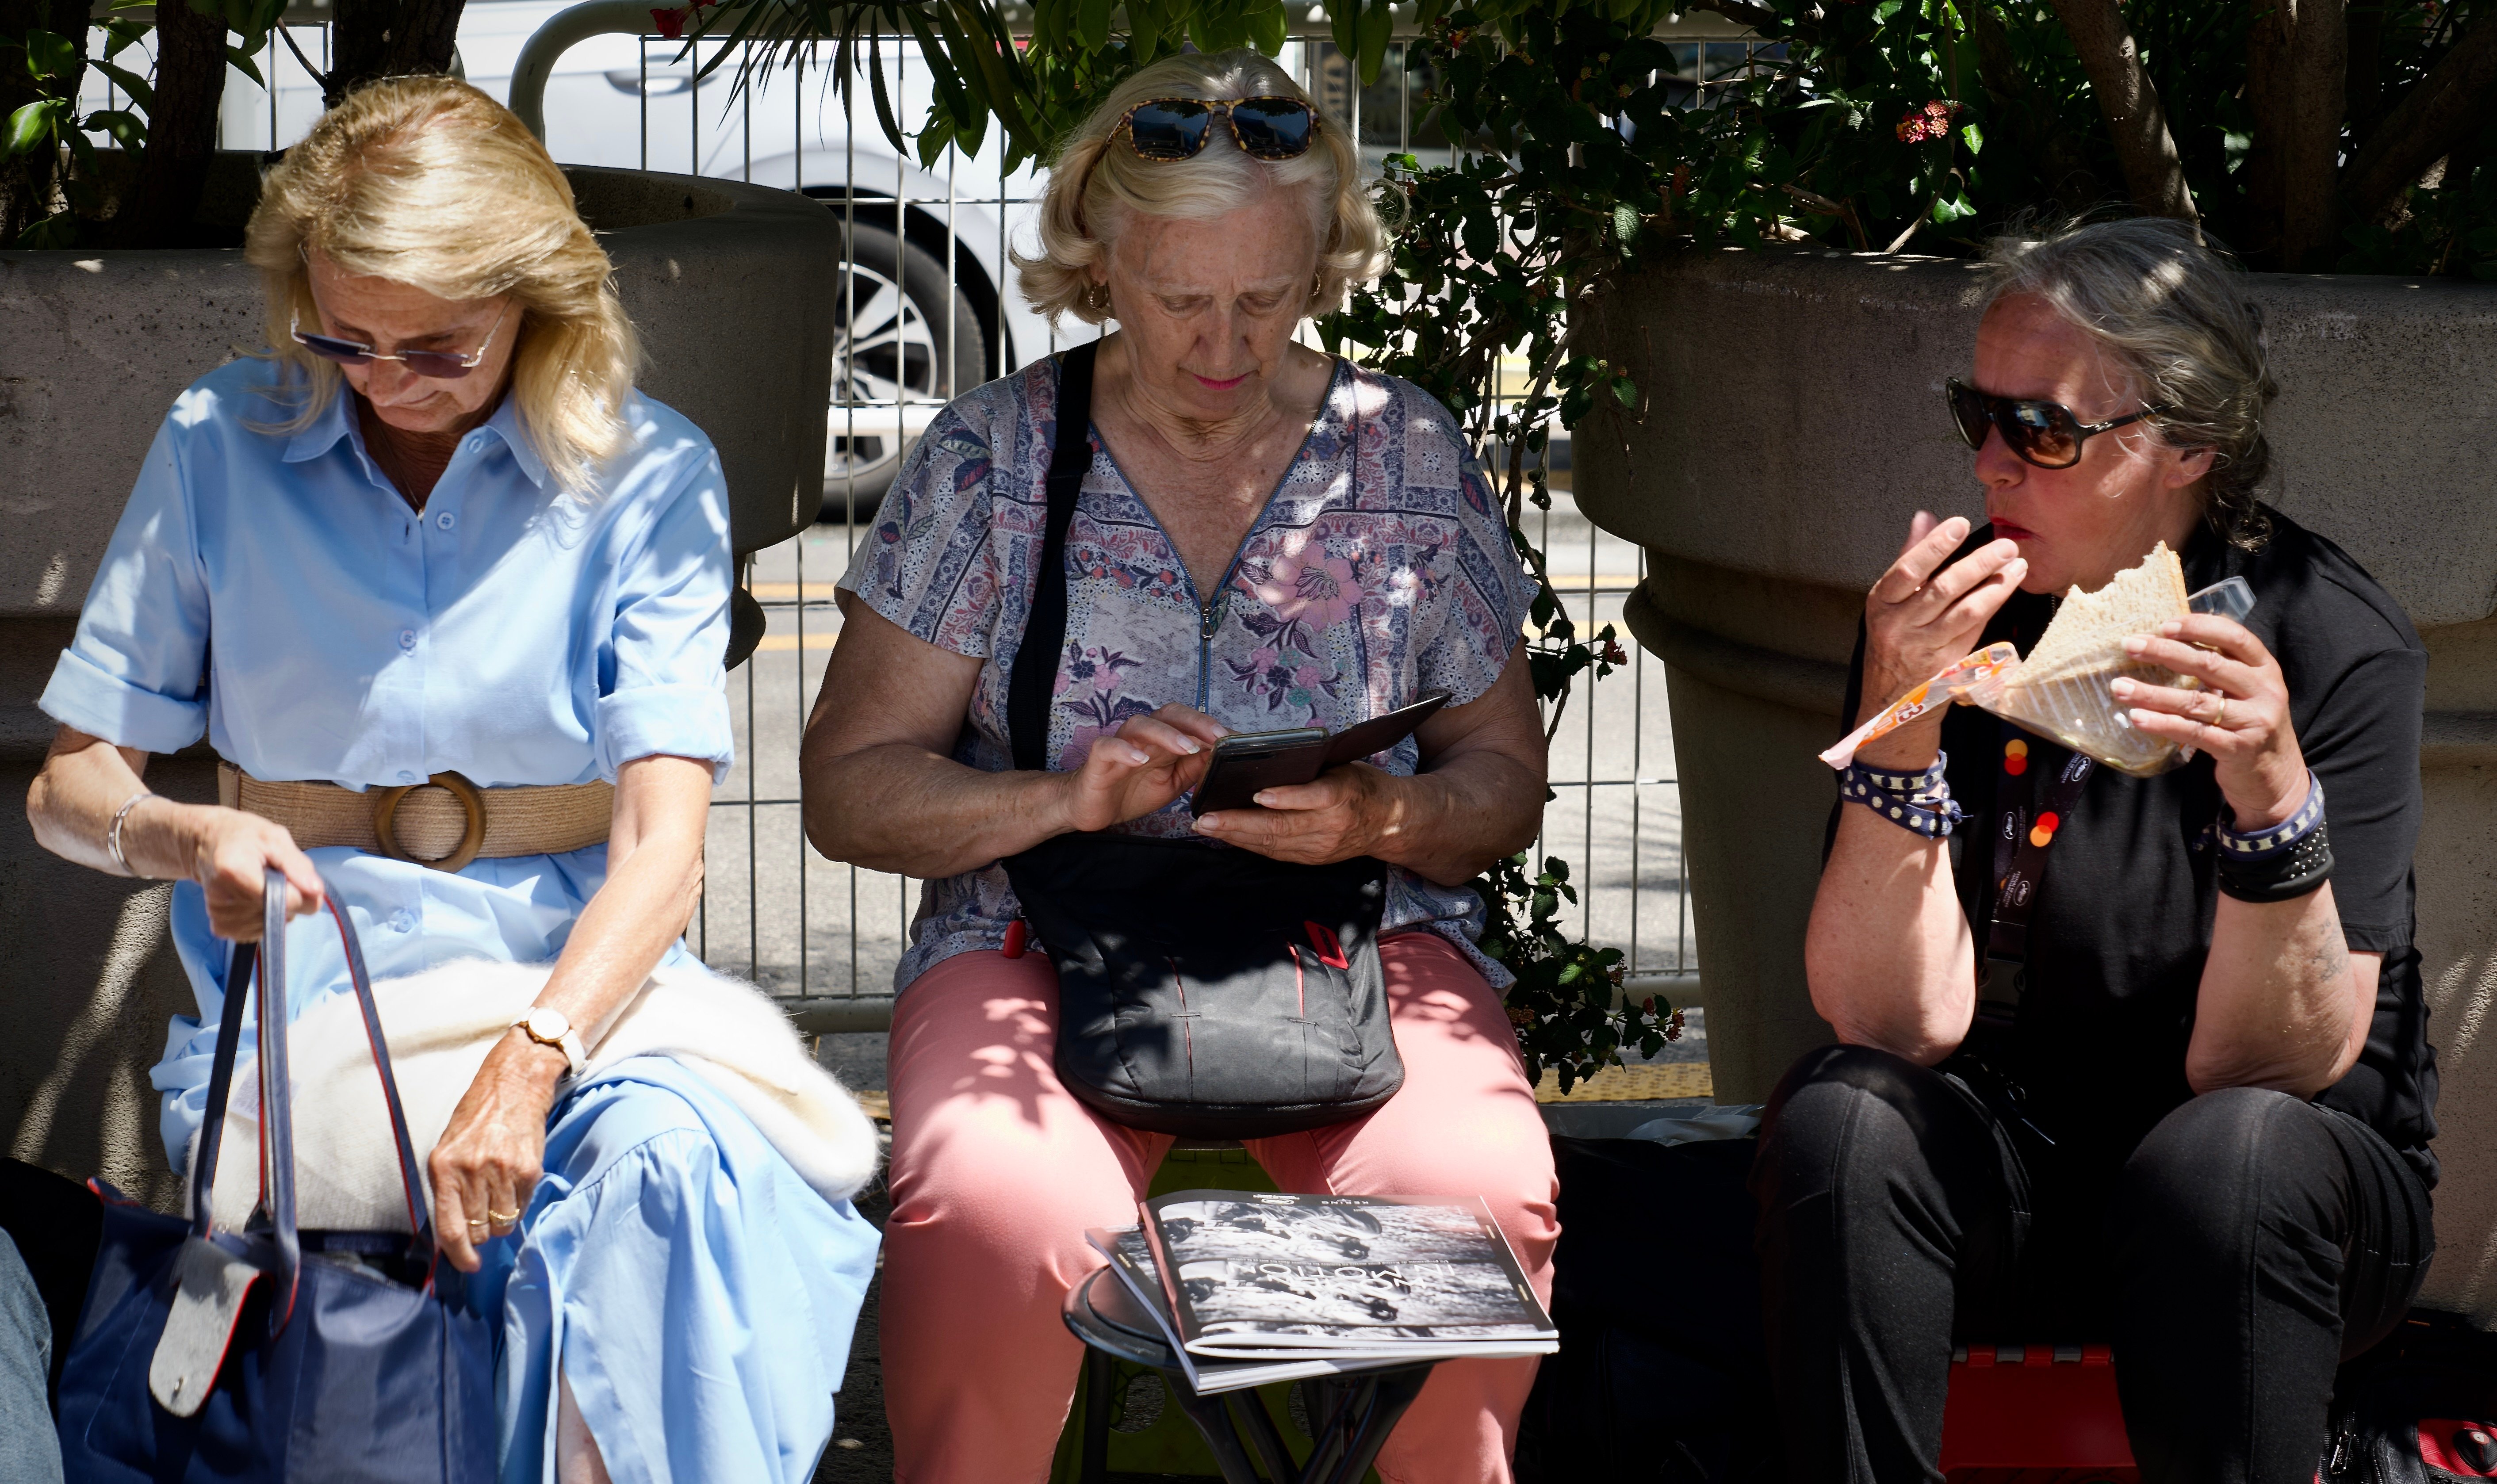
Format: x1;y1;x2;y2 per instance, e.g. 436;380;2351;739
245;76;639;494
1015;50;1392;325
1982;216;2277;547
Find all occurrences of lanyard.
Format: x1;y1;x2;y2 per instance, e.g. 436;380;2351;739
1962;723;2095;1149
1976;720;2095;1034
1987;724;2096;962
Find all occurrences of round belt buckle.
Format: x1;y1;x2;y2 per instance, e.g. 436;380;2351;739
371;771;487;872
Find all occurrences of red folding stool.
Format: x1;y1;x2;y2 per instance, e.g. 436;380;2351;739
1940;1342;2138;1484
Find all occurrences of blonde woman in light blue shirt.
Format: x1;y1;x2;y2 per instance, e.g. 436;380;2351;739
25;77;876;1483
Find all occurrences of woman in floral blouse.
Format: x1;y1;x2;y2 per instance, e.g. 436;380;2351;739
800;51;1555;1483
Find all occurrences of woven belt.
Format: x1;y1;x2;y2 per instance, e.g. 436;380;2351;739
218;762;615;872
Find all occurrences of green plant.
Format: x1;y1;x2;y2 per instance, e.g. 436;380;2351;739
3;0;468;248
681;0;2493;1083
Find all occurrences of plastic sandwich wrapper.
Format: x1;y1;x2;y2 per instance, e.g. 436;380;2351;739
1821;542;2258;780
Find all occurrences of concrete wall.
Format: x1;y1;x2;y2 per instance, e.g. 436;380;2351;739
1573;248;2497;1320
0;162;837;1207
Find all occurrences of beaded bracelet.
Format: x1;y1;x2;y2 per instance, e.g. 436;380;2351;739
1840;753;1964;840
2214;771;2334;903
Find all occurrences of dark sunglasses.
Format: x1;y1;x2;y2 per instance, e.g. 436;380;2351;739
1116;96;1319;162
289;301;511;380
1946;377;2172;470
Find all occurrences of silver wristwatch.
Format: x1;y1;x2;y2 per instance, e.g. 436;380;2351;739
512;1005;587;1079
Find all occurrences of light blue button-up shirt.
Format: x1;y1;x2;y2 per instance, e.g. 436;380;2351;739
39;356;736;1164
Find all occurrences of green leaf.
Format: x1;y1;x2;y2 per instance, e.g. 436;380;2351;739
83;107;146;149
1076;0;1113;52
1248;0;1288;56
102;19;149;59
4;99;65;157
224;44;264;87
1612;201;1639;243
93;60;153;111
1356;0;1393;85
24;28;77;80
14;208;76;249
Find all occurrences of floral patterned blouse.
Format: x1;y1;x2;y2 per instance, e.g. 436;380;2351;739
839;353;1534;991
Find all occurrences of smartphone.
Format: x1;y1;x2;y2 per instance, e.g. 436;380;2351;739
1189;689;1452;816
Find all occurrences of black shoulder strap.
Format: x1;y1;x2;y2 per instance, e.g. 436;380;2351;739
1007;340;1099;773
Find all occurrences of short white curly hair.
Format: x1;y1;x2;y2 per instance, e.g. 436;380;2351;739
1014;49;1392;326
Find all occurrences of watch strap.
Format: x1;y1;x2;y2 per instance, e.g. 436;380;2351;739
514;1009;588;1079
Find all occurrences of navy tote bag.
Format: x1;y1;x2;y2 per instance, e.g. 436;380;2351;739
55;870;494;1482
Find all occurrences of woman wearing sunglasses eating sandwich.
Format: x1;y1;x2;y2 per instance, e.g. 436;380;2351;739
1754;215;2436;1481
22;77;879;1482
800;48;1555;1484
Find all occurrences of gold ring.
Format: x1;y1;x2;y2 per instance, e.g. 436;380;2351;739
2213;696;2229;728
466;1218;489;1229
371;771;487;873
488;1208;521;1225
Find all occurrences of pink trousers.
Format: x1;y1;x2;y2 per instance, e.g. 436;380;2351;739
880;932;1560;1484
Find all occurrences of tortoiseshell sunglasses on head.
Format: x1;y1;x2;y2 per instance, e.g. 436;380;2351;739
1115;97;1320;162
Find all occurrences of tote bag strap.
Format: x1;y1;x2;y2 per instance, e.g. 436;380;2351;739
190;871;437;1330
1006;339;1100;773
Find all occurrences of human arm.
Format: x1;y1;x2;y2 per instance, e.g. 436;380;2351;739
1189;641;1547;886
798;597;1226;879
2114;615;2374;1097
1802;513;2028;1064
425;751;712;1271
27;726;326;934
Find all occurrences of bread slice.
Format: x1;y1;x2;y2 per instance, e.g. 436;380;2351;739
2014;543;2191;686
1973;542;2198;776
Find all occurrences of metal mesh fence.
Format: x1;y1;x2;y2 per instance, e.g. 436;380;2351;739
89;19;1762;1025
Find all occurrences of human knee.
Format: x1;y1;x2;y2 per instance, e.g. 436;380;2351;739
1755;1044;1952;1194
2120;1086;2322;1244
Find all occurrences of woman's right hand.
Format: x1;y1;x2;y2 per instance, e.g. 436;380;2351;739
156;803;325;941
1055;704;1227;834
1857;513;2026;763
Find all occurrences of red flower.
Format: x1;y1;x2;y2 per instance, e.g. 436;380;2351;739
1896;98;1963;144
649;0;714;41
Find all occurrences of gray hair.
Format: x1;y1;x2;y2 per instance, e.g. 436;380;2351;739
1014;50;1391;326
1981;216;2276;549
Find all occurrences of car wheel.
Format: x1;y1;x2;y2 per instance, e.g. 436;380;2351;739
822;221;988;524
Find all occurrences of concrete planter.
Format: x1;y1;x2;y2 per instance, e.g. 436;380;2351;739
1574;248;2497;1319
0;160;835;1205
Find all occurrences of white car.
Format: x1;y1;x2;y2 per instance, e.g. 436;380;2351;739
206;0;1078;517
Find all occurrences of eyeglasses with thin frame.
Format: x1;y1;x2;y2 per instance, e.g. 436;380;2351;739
1115;96;1320;162
1946;377;2173;470
289;299;513;381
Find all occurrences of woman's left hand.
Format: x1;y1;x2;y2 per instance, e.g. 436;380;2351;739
427;1033;565;1272
1193;762;1400;864
2113;615;2310;830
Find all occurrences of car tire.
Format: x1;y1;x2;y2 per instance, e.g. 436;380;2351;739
821;221;988;524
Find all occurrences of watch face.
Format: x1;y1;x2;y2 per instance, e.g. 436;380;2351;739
526;1007;568;1042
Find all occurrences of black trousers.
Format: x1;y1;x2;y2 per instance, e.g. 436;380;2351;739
1750;1045;2435;1484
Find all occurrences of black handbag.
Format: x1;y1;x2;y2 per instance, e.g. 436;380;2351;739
55;870;495;1482
2325;1314;2497;1483
999;341;1404;1140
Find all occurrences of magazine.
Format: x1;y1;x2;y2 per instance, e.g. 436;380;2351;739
1085;1228;1361;1395
1134;1191;1559;1362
